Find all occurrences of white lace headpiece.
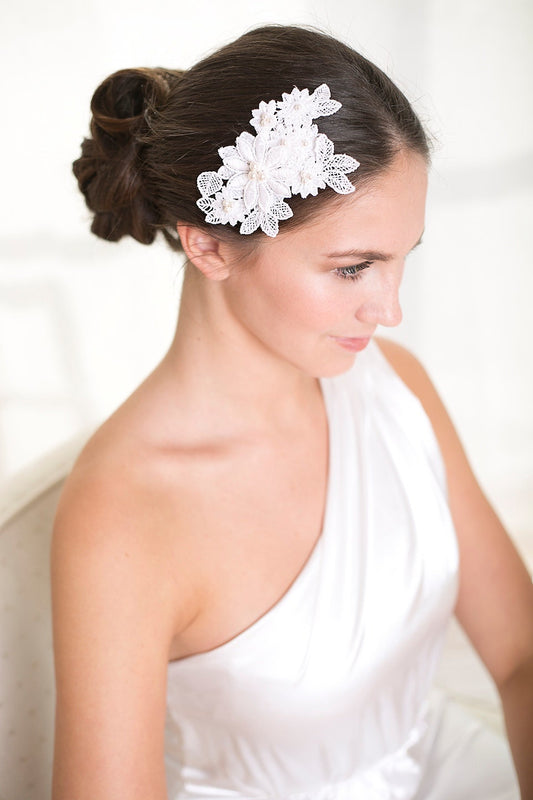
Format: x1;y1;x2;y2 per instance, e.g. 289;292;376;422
196;83;360;238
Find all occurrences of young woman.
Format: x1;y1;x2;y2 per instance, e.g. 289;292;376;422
51;25;533;800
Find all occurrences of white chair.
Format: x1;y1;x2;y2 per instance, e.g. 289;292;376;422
0;432;91;800
0;433;506;800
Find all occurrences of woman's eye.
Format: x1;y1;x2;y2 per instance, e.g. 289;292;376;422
333;261;374;281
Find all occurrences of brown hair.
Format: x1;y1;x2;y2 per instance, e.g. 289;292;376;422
73;25;431;252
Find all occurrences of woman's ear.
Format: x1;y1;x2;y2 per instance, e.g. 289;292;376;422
177;223;231;281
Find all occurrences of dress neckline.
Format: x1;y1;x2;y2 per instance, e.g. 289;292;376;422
168;374;338;667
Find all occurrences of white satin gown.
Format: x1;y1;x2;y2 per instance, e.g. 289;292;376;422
164;340;519;799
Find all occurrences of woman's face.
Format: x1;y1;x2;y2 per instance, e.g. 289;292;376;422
221;149;428;378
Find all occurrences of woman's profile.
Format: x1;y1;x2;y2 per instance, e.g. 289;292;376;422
51;24;533;800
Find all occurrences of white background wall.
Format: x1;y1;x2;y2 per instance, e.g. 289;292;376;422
1;1;532;563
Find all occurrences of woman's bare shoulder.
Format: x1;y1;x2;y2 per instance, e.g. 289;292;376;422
57;419;163;539
52;410;204;637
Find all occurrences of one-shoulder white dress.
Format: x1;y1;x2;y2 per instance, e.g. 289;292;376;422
164;340;519;799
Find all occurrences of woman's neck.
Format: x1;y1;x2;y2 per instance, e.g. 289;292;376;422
157;264;322;437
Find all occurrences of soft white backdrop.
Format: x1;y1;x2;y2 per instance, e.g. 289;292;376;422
0;0;532;562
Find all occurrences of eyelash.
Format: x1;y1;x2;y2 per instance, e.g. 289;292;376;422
333;261;374;281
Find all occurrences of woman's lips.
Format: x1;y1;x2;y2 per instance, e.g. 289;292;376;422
330;336;371;352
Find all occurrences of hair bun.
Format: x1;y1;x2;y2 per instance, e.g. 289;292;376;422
73;67;182;245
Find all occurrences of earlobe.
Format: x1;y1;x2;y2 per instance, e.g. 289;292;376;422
177;223;230;281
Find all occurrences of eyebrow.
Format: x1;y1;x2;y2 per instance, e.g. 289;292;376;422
323;231;424;261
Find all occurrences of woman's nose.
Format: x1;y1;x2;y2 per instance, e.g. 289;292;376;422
355;274;403;328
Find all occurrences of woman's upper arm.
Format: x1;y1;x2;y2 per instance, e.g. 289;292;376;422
51;469;177;800
376;337;533;688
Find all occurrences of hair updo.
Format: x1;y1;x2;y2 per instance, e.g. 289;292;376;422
73;25;431;252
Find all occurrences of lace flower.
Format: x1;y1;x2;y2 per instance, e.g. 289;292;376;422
196;83;360;237
250;100;278;134
269;122;319;162
197;185;246;226
290;155;326;198
276;87;317;127
276;84;341;127
217;131;292;215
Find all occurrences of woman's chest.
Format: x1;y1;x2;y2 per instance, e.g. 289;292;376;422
167;426;329;662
